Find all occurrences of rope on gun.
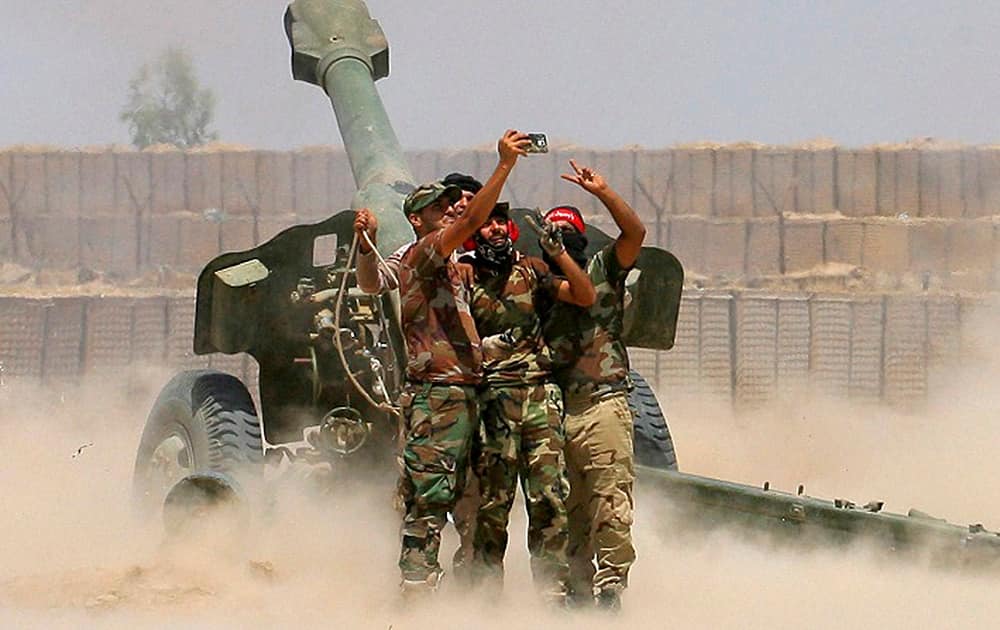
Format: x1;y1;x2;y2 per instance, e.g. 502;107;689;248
329;231;401;417
360;231;398;290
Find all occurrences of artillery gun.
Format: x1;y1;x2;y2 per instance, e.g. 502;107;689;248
133;0;1000;569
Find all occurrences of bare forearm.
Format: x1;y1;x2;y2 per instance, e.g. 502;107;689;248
439;131;528;256
598;188;645;243
356;250;383;294
357;250;400;294
439;159;515;255
597;188;645;268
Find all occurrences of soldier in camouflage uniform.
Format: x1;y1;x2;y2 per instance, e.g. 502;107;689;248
388;130;531;597
457;202;595;601
355;173;486;579
541;160;647;611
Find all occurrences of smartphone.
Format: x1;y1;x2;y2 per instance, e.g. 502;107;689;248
525;133;549;154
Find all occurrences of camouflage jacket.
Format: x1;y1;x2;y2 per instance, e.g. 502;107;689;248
399;230;482;385
461;252;557;385
544;243;631;403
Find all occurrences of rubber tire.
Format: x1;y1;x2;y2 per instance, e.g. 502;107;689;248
132;369;263;512
629;369;678;471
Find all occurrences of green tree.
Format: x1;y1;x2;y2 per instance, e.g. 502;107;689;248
120;47;218;149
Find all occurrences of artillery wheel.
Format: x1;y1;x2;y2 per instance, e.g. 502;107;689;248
629;369;678;471
132;370;263;515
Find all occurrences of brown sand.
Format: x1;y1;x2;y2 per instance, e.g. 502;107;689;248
2;307;1000;628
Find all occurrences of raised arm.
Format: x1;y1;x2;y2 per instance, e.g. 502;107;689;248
528;213;596;307
436;130;530;257
561;159;646;269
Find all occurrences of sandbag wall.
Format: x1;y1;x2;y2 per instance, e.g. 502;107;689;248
0;146;998;288
0;291;977;406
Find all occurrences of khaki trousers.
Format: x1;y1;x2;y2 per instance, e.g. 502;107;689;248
563;391;635;596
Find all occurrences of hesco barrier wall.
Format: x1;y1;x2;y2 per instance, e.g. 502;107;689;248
0;291;977;406
1;146;999;289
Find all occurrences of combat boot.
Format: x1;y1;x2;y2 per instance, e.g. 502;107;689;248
399;570;444;603
595;584;623;612
538;579;571;611
565;586;594;611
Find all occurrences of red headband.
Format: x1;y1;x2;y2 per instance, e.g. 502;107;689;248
544;206;586;233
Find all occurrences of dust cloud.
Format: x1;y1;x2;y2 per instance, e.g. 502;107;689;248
671;299;1000;527
2;303;1000;628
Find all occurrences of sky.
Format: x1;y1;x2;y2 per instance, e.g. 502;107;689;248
4;1;1000;150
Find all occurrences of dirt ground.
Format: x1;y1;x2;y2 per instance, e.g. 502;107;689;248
2;306;1000;628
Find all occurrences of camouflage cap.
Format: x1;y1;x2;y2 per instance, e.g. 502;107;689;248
403;181;463;215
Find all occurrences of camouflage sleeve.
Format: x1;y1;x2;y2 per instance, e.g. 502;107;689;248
598;243;631;287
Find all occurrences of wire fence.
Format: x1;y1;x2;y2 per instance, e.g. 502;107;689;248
0;291;981;407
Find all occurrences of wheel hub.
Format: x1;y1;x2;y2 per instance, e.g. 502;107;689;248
149;434;193;498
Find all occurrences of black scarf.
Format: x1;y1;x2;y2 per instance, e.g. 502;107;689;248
474;234;514;274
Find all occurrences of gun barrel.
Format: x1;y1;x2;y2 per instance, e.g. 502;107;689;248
643;467;1000;568
285;0;416;255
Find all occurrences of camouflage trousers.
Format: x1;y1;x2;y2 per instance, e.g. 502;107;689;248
398;383;479;583
473;382;570;596
451;466;480;580
564;391;636;597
